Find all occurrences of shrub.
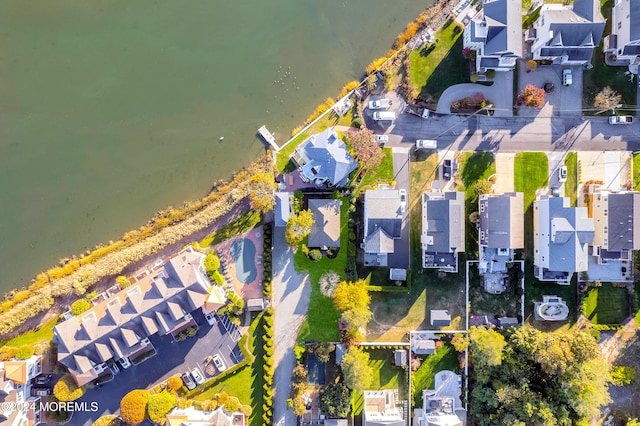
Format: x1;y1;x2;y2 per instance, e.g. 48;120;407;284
348;243;356;257
352;117;364;129
167;375;183;391
610;366;636;386
54;374;85;402
485;69;496;78
518;84;545;108
120;389;151;425
204;252;221;274
116;275;131;288
15;345;34;360
240;404;252;416
186;327;197;337
308;249;322;261
319;271;341;297
224;396;241;413
147;391;176;423
71;299;91;316
470;73;479;83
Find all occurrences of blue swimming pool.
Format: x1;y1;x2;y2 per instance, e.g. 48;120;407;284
230;238;257;284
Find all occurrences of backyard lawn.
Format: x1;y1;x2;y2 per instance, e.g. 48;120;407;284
356;147;395;194
582;284;630;325
411;342;458;408
352;348;408;416
199;210;262;248
634;153;640;191
524;262;577;330
564;152;578;207
295;197;349;343
469;264;522;318
409;18;468;100
193;314;264;425
514;152;548;260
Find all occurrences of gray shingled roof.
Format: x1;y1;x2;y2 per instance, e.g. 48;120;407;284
274;192;292;227
295;129;357;187
422;192;465;253
608;192;640;251
365;228;395;254
473;0;522;57
308;199;342;248
479;193;524;249
364;189;402;255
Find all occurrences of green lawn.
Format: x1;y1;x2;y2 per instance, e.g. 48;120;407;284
514;152;548;260
524;260;577;329
582;284;630;325
356;148;395;193
295;198;349;343
411;342;458;407
634;153;640;191
193;314;264;425
199;210;262;248
0;316;59;347
457;152;496;259
352;348;408;416
583;0;637;115
409;18;467;100
275;109;355;172
564;152;578;207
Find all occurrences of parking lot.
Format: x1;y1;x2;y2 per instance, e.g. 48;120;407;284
517;62;583;117
71;310;244;425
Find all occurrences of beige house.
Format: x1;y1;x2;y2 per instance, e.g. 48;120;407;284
0;355;43;425
308;199;342;249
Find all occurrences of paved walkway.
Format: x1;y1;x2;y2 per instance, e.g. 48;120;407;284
435;71;514;117
494;153;515;193
271;227;311;426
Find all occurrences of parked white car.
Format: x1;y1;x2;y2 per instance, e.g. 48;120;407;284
191;367;205;385
562;69;572;86
375;134;389;143
212;355;227;372
415;139;437;149
399;189;407;213
368;98;391;109
558;166;567;183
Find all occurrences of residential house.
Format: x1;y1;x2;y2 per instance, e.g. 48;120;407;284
528;0;605;65
413;338;436;356
421;192;465;273
274;192;292;227
478;192;524;274
588;187;640;261
308;199;342;249
363;389;404;426
417;370;464;426
533;195;595;284
54;247;215;386
0;355;43;425
604;0;640;70
463;0;522;72
430;310;451;327
290;129;357;188
363;188;403;267
166;405;245;426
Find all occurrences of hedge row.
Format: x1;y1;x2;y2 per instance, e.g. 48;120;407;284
262;224;273;300
262;307;275;425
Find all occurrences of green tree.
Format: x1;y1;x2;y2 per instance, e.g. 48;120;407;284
71;299;91;316
224;396;241;413
53;374;85;402
341;306;372;329
204;252;221;274
285;210;314;246
341;346;373;392
319;383;351;418
610;365;636;386
120;389;151;425
333;280;370;312
308;342;336;363
473;180;492;197
249;172;277;213
147;391;176;423
116;275;131;288
468;326;505;368
166;375;183;391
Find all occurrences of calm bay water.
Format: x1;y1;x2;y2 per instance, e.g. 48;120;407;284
0;0;432;295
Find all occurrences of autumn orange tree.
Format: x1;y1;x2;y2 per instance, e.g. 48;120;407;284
166;375;183;391
346;129;385;171
120;389;151;425
518;84;545;108
249;173;277;213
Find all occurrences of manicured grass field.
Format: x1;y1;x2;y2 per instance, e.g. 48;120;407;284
634;153;640;191
564;152;578;206
582;284;630;325
295;198;349;343
357;147;395;193
409;19;467;99
411;342;458;407
0;315;59;347
199;210;261;248
514;152;548;259
352;348;408;416
193;314;264;425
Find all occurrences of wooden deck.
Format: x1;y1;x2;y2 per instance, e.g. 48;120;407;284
257;125;280;151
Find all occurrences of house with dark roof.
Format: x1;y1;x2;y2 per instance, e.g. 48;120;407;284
478;192;524;274
0;355;43;425
363;188;403;266
604;0;640;70
290;129;357;188
587;187;640;267
421;192;465;273
533;195;595;284
363;390;405;426
308;199;342;249
53;247;218;386
463;0;522;72
274;192;292;227
529;0;605;65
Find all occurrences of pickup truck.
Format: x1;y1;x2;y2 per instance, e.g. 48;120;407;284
609;116;633;125
405;104;430;119
368;98;391;110
415;139;437;149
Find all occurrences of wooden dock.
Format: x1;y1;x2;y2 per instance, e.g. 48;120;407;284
257;125;279;152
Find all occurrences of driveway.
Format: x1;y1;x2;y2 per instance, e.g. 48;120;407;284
546;151;567;192
436;70;514;117
70;310;243;425
272;227;311;426
517;62;583;117
387;147;411;269
494;153;515;193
